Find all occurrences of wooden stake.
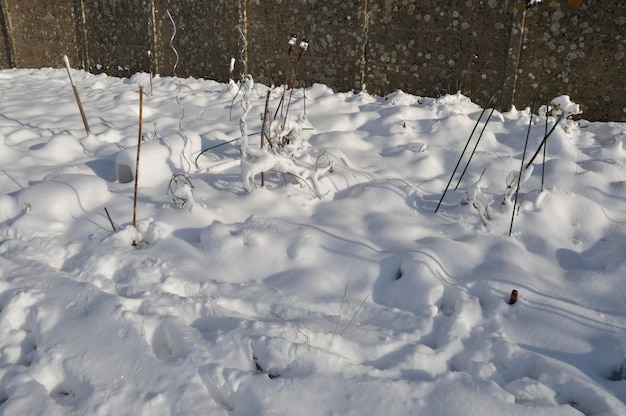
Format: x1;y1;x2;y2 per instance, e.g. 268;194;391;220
132;85;144;246
63;55;90;134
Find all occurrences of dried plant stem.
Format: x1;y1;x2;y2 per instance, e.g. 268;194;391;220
331;282;349;346
275;55;292;118
284;172;326;199
271;312;310;350
260;90;271;186
340;295;369;336
282;52;304;129
282;38;308;130
132;85;144;246
275;35;297;119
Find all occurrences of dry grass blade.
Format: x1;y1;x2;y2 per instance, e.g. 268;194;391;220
340;295;369;336
330;282;349;346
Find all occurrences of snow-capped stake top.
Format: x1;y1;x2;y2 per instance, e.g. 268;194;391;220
525;0;542;8
288;34;298;48
299;38;309;52
63;55;75;87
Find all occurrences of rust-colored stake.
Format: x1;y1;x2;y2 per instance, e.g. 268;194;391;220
132;85;144;246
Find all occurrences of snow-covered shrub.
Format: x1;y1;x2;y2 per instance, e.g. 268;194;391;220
230;35;332;198
550;95;582;133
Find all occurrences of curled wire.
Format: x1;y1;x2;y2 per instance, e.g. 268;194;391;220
166;8;179;78
229;24;249;119
166;8;192;175
236;24;247;76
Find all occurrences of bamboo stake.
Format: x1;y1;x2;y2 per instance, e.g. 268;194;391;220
132;85;144;246
63;55;90;134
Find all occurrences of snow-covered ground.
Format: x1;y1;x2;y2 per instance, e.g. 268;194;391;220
0;68;625;415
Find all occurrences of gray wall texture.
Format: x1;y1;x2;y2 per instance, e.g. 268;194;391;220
0;0;624;121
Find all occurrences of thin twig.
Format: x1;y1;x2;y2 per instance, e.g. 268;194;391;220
271;312;311;350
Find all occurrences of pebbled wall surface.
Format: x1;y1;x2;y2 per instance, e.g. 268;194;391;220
0;0;623;121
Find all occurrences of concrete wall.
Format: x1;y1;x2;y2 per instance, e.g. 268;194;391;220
0;0;623;121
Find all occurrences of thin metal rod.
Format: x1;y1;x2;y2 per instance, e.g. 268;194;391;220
540;106;549;192
434;89;502;213
454;91;502;190
509;88;547;236
525;114;564;169
104;207;116;232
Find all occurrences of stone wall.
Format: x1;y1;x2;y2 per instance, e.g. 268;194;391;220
515;0;625;121
0;0;623;121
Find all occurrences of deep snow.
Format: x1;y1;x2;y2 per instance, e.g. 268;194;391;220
0;68;625;415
